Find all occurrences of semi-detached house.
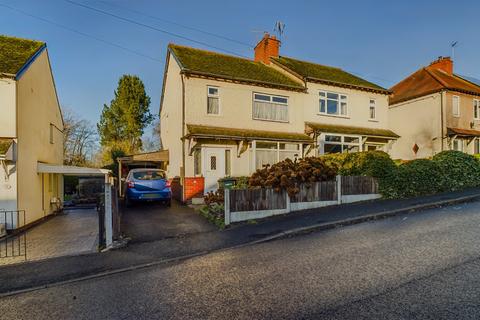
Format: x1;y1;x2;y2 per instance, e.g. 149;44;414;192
389;57;480;160
160;34;399;201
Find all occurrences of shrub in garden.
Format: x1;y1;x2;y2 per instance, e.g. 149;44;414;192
380;159;443;198
248;157;337;196
432;151;480;191
337;151;397;179
202;189;225;228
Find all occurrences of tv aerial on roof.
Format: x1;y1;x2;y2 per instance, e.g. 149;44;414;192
274;21;286;41
451;41;458;61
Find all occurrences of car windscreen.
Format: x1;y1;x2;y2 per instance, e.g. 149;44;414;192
132;170;166;180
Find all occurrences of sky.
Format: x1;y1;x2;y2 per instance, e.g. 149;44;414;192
1;0;480;137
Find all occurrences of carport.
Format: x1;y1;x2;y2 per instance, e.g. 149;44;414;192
36;163;115;248
117;150;169;197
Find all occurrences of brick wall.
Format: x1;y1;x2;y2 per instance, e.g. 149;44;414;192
184;177;205;202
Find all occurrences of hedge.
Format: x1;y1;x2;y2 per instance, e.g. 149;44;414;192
380;151;480;198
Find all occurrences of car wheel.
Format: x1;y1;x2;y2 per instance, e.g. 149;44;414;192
166;199;171;207
125;196;132;208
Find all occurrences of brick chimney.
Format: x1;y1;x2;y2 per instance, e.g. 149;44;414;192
254;33;280;64
429;56;453;74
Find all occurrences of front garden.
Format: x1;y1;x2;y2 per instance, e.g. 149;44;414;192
200;150;480;228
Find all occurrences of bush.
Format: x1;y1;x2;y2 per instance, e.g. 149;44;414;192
380;159;443;198
248;157;337;196
337;151;396;179
432;151;480;191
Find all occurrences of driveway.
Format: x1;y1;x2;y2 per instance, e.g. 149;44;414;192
0;208;98;266
121;200;216;243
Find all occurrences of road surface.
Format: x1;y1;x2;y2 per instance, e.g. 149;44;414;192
2;201;480;319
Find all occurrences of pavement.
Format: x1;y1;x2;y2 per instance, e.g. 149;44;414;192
0;187;480;295
3;198;480;319
0;209;98;266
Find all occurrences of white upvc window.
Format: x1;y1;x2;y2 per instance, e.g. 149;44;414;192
369;99;376;120
452;95;460;117
207;86;220;115
252;93;289;122
319;133;361;154
251;141;301;170
319;91;348;116
474;99;480;120
452;138;463;152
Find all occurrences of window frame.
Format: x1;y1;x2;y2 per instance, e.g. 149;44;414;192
452;95;460;117
252;92;289;123
251;140;301;171
474;99;480;120
318;90;348;117
207;85;220;116
369;98;377;120
318;133;362;155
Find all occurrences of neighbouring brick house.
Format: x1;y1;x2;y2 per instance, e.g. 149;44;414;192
160;33;398;201
389;56;480;160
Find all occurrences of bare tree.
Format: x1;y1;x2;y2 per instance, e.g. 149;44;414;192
63;108;98;166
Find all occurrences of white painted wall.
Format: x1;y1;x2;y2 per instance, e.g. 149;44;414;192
388;93;442;159
0;78;16;137
160;54;184;179
304;82;390;130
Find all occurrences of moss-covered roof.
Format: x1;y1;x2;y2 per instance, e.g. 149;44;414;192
0;35;45;76
305;122;399;138
186;124;313;142
0;139;13;155
272;56;389;93
169;44;305;91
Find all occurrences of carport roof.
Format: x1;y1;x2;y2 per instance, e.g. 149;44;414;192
37;163;110;176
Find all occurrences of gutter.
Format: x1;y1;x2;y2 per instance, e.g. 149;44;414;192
180;69;306;92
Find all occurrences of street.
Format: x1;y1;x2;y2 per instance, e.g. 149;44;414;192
3;201;480;319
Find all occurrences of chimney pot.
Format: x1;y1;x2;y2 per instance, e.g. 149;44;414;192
254;32;281;64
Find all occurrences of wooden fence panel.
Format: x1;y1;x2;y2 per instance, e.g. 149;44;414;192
341;176;378;195
229;188;286;212
291;181;337;203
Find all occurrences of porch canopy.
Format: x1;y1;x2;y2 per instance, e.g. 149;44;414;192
305;122;400;139
447;127;480;138
185;124;313;143
37;163;110;177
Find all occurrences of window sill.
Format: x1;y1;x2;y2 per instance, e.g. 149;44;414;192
368;119;379;122
317;113;350;119
252;118;290;124
206;113;222;117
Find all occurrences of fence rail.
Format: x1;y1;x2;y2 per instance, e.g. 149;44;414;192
225;175;380;225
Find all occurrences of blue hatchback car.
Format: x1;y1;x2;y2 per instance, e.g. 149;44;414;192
124;169;172;207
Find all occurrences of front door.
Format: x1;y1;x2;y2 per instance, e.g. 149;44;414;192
203;148;225;194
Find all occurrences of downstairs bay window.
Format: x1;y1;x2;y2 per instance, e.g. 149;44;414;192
319;134;361;154
251;141;301;170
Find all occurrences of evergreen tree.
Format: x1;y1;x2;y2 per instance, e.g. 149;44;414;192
98;75;153;157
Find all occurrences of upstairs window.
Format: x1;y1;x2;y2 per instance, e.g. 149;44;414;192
452;95;460;117
369;99;376;119
319;91;348;116
207;86;219;115
253;93;288;122
474;99;480;120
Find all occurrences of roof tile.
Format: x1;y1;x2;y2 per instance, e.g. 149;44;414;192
0;35;44;76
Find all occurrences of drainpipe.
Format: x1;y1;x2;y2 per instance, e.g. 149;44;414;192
440;90;445;151
181;74;186;202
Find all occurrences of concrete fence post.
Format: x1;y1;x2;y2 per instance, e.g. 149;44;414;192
224;188;231;226
286;192;291;213
336;175;342;205
104;182;113;247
